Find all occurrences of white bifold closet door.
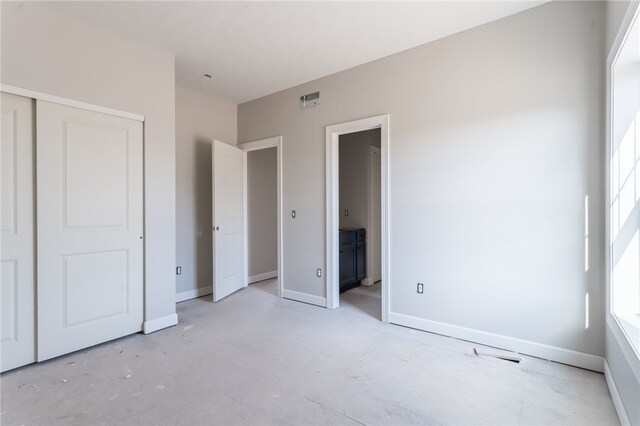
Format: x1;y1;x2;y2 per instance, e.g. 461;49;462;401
36;100;144;361
1;93;36;372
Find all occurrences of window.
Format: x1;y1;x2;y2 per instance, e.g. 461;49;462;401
610;11;640;355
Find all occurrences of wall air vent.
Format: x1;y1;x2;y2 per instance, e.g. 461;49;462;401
300;91;320;109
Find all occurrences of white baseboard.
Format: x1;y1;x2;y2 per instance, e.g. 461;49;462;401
389;312;604;372
604;359;631;426
361;277;373;287
283;289;326;307
248;270;278;284
143;313;178;334
176;286;213;303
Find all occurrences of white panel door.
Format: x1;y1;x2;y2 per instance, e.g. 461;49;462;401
36;100;143;361
1;93;35;372
212;140;246;301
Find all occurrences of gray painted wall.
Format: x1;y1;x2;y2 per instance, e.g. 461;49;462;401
339;129;380;229
238;1;606;358
175;85;237;300
1;2;177;325
247;148;278;278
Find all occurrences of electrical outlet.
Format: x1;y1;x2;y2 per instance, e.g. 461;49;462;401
316;268;322;278
344;209;349;216
417;283;424;294
291;210;296;219
176;266;182;275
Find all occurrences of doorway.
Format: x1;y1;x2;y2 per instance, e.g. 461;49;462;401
337;129;382;319
242;137;284;298
247;146;278;295
325;115;390;322
210;137;283;301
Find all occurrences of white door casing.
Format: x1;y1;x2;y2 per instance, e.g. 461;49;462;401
368;146;382;284
240;136;284;298
212;140;246;301
1;93;35;372
326;114;390;322
36;100;144;362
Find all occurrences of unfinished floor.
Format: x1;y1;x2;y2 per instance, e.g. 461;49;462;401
1;280;618;425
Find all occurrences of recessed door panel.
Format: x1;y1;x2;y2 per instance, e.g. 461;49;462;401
36;100;143;362
63;250;129;326
1;92;35;372
63;122;128;229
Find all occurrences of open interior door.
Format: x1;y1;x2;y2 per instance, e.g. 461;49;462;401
212;140;246;301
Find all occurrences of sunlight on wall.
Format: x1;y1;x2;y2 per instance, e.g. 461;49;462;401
585;194;589;273
610;14;640;352
585;292;590;330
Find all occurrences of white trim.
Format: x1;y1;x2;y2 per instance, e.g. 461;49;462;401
389;312;604;372
607;1;639;65
282;289;326;308
605;359;632;426
607;319;640;382
240;136;284;299
241;136;281;151
326;114;390;323
176;286;213;303
0;84;145;122
248;270;278;284
143;313;178;334
361;277;373;287
367;145;382;288
243;150;249;290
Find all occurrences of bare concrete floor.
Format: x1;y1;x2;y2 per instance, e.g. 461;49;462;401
1;280;618;425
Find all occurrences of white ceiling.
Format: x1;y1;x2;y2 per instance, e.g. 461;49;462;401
46;1;547;104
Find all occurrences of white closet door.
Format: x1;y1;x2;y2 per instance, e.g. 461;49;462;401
36;100;143;361
1;93;35;372
212;140;246;301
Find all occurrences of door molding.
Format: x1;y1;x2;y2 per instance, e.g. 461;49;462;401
325;115;390;323
239;136;284;298
0;84;144;122
365;145;382;287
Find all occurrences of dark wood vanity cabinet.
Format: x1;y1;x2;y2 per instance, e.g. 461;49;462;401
339;228;366;292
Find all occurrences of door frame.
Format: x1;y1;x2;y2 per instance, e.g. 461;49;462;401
239;136;284;298
365;145;382;287
325;115;390;323
0;84;144;121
